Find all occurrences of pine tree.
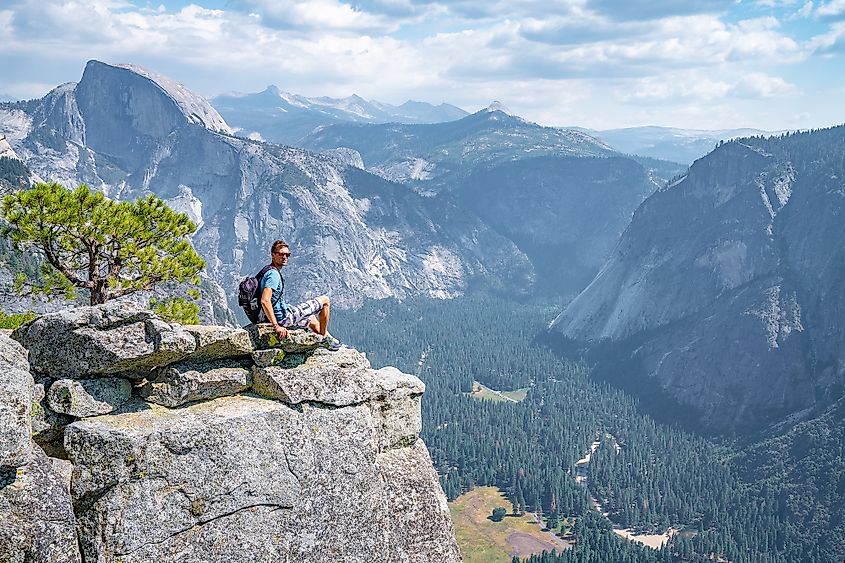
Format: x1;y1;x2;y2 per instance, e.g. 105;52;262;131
2;182;204;305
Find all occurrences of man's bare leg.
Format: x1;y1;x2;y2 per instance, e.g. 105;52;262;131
316;295;330;336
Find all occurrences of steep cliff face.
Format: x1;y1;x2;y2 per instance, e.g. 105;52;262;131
550;127;845;430
1;303;460;562
0;60;533;314
458;155;658;294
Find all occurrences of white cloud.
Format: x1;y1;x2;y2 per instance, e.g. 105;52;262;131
792;1;814;18
731;72;797;97
816;0;845;17
613;70;796;104
614;72;732;104
0;1;806;87
808;20;845;51
234;0;399;33
0;9;13;32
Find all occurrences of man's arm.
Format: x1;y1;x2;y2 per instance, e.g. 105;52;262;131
260;286;287;339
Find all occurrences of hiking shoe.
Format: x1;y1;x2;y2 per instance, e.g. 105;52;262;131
321;334;342;352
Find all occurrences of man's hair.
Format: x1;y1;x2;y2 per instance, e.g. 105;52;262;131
271;240;289;254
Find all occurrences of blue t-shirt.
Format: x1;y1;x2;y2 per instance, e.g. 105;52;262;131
259;267;289;320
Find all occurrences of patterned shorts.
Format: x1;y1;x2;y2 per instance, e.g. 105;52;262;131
279;298;323;329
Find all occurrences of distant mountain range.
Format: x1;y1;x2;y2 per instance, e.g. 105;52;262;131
211;85;780;166
300;103;617;185
0;61;686;316
298;104;683;295
581;126;783;165
211;86;468;145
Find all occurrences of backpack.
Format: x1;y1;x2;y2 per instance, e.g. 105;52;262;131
238;264;277;324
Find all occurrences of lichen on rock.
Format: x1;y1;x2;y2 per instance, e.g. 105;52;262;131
0;446;81;563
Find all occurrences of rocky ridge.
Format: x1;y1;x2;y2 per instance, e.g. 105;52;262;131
1;301;460;562
299;107;616;188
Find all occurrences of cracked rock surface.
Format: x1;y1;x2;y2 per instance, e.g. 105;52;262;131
252;347;374;406
182;325;253;360
370;366;425;450
0;333;33;468
47;378;132;417
0;446;82;563
65;394;460;562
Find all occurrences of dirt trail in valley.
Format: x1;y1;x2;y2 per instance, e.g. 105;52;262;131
575;436;675;549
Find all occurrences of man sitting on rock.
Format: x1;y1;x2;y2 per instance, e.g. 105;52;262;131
259;239;342;351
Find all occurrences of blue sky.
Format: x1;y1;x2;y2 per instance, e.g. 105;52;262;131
1;0;844;130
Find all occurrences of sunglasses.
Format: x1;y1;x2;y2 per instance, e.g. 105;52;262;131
273;251;291;258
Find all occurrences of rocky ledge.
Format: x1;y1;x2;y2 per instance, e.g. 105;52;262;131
1;301;461;562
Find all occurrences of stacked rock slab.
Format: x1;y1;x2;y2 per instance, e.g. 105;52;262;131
12;302;198;377
6;302;460;562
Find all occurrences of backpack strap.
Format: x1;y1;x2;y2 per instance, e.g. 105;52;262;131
256;264;274;279
256;265;284;308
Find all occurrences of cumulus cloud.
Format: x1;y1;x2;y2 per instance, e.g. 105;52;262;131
614;70;796;104
519;13;649;45
731;72;798;97
231;0;398;33
816;0;845;18
614;72;730;104
587;0;735;21
512;14;802;79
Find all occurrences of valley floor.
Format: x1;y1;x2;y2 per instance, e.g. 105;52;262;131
449;486;572;562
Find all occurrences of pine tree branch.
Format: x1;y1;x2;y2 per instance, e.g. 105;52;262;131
40;238;88;288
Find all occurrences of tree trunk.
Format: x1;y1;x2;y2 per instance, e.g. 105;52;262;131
90;281;109;305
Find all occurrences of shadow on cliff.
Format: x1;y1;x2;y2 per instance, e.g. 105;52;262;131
537;328;709;435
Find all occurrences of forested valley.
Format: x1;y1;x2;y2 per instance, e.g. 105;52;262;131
333;294;845;562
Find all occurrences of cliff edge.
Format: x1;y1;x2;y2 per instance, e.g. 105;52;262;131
0;301;460;562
